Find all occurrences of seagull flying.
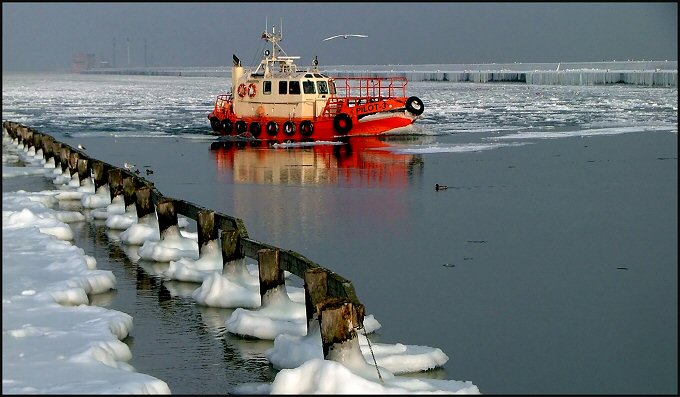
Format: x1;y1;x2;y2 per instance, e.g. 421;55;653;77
323;34;368;41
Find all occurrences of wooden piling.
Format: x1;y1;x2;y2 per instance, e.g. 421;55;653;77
318;298;358;359
134;185;155;220
92;160;107;191
108;168;124;202
59;146;70;173
156;198;179;240
221;229;243;262
258;248;285;303
68;151;80;179
32;132;42;155
22;127;31;150
304;268;328;329
197;210;216;253
42;135;54;163
122;176;138;210
221;228;251;279
77;158;90;186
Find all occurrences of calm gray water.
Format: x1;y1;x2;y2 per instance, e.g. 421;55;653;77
3;72;677;394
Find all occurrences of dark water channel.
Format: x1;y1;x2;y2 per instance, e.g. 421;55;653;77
71;216;278;394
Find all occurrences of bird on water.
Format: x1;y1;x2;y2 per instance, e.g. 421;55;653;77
323;34;368;41
435;184;448;191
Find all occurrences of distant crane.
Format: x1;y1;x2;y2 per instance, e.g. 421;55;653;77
323;34;368;41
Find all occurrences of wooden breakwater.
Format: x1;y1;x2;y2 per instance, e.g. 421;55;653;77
3;120;366;360
80;60;678;87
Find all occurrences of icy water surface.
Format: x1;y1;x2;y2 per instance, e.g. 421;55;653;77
3;72;677;394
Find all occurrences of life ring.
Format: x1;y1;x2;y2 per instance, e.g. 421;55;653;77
220;118;233;134
266;121;279;136
333;113;353;135
250;122;262;138
300;120;314;137
237;83;247;98
405;96;424;116
283;121;296;136
248;83;257;98
235;120;248;134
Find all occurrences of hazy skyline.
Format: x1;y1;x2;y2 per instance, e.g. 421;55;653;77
2;2;678;71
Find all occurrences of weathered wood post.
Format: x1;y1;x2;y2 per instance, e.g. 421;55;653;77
26;127;33;148
156;198;180;240
91;160;108;192
134;185;155;223
51;142;61;170
59;146;70;174
319;298;359;358
108;169;124;201
122;175;139;215
305;268;328;331
258;248;285;305
318;298;371;376
221;228;250;280
42;135;54;165
197;210;217;256
77;158;91;188
32;131;42;157
68;151;80;182
20;126;30;150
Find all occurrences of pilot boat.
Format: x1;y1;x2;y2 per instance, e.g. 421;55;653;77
208;25;424;142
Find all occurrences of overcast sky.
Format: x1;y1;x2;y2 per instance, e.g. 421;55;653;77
2;2;677;71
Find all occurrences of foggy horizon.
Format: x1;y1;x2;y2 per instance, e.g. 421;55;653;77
2;2;678;72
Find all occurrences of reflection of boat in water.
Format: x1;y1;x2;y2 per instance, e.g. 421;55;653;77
207;24;424;142
209;136;425;189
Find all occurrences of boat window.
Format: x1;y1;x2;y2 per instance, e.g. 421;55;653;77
263;81;272;95
305;73;313;78
328;80;336;95
289;81;301;95
316;80;329;94
279;80;288;95
303;80;316;94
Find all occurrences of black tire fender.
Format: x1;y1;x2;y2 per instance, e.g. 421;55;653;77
210;117;220;132
283;121;296;136
220;118;233;134
300;120;314;137
250;122;262;138
405;96;424;116
266;121;279;136
235;120;248;134
333;113;353;134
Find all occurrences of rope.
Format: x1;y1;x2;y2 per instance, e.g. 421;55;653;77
358;324;384;384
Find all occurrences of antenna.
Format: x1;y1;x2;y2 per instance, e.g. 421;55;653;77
280;17;283;41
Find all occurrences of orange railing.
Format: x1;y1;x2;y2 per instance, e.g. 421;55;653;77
333;77;408;100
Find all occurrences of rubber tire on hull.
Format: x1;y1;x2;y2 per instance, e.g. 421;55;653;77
405;96;425;116
283;121;296;136
235;120;248;134
210;117;221;132
267;121;279;137
250;122;262;138
333;113;353;135
220;119;233;134
300;120;314;137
